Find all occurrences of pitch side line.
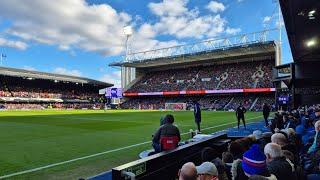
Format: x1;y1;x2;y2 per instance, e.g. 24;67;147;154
0;115;262;179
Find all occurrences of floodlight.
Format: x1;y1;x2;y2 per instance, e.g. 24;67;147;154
123;26;133;36
308;10;316;16
306;39;317;47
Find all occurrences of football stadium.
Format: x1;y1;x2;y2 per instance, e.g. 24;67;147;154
0;0;320;180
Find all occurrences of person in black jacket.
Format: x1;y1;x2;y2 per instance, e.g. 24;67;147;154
263;103;271;127
264;143;298;180
152;114;181;153
193;101;201;132
236;103;247;129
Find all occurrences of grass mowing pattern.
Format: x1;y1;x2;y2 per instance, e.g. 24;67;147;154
0;110;262;179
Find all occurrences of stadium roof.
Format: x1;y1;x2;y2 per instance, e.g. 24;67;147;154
280;0;320;62
0;66;113;87
110;29;278;69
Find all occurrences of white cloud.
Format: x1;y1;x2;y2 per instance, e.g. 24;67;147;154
226;27;241;35
52;67;82;77
99;71;121;87
0;0;185;56
0;0;129;56
206;1;226;13
148;0;188;17
0;0;241;55
148;0;228;39
0;37;27;50
263;16;272;23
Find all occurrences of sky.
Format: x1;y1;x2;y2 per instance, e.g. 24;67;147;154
0;0;293;87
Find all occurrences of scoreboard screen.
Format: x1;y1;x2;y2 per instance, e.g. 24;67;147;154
106;88;123;98
278;96;289;105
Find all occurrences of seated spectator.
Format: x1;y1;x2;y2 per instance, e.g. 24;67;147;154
178;162;198;180
152;114;181;153
228;141;245;160
264;143;297;180
308;120;320;154
196;162;219;180
222;152;233;180
241;144;276;179
212;158;228;180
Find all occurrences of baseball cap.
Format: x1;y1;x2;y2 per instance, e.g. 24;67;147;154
196;162;218;176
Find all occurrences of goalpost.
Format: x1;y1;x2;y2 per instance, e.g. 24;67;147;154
165;103;187;111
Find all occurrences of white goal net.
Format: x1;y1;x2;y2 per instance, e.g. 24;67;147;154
165;103;187;111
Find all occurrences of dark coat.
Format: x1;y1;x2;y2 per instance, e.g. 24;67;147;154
236;106;246;118
194;103;201;122
267;156;297;180
152;123;181;144
263;104;271;116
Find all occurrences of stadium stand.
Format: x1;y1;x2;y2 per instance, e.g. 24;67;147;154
121;58;275;111
126;60;273;93
0;67;112;110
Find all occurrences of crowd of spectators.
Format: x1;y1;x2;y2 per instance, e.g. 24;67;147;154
127;60;273;93
0;86;99;100
0;103;104;110
121;95;275;111
177;104;320;180
0;76;101;101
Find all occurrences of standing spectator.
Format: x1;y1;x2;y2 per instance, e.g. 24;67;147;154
236;103;247;129
194;101;202;132
264;143;297;180
263;103;271;127
178;162;198;180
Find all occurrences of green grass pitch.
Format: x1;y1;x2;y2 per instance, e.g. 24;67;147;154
0;110;263;179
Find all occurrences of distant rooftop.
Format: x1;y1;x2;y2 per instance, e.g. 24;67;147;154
0;66;113;87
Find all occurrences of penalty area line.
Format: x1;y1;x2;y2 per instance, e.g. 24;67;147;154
0;115;262;179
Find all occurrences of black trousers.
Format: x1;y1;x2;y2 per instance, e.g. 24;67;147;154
263;114;269;126
195;121;201;132
237;116;246;129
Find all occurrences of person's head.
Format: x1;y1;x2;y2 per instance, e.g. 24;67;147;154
228;141;245;159
286;128;296;138
196;162;218;180
315;120;320;132
164;114;174;124
237;137;253;151
264;143;283;163
179;162;198;180
271;133;287;146
222;151;234;164
201;147;218;162
242;144;267;177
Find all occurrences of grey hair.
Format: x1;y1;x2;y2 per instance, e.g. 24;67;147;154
264;143;283;159
271;133;287;146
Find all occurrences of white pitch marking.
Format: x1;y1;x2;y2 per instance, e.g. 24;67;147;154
0;115;262;179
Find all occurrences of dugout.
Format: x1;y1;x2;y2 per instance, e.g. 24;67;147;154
88;132;231;180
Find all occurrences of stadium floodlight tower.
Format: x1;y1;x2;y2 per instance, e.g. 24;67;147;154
122;25;135;89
